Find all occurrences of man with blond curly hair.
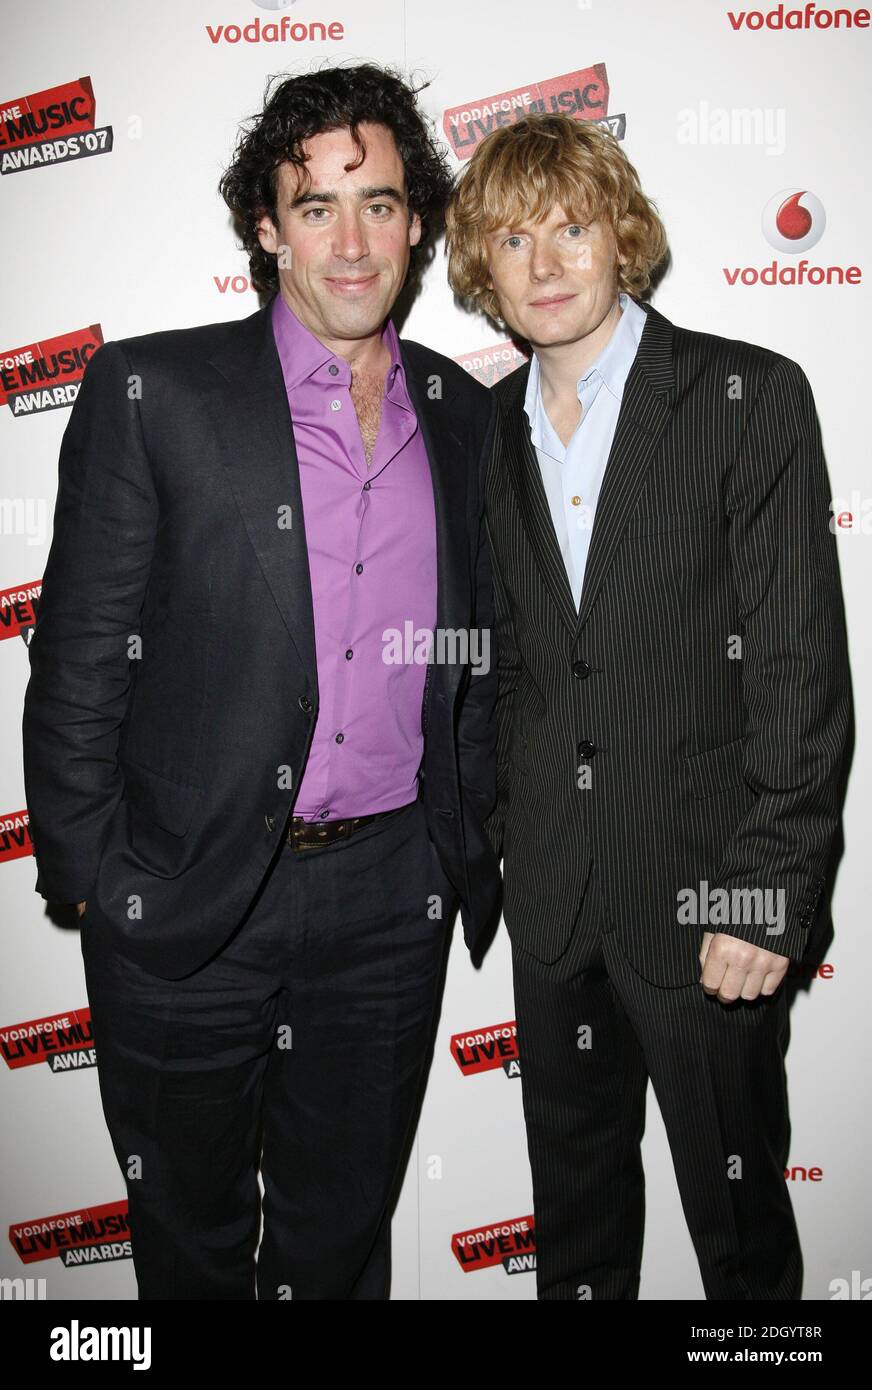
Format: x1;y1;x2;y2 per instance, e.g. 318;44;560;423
446;114;850;1300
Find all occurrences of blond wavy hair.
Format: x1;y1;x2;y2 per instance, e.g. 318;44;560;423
445;114;668;322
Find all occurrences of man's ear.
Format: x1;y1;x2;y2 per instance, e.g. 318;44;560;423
409;209;423;248
256;211;280;255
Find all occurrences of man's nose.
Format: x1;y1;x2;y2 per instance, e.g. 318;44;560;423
332;211;369;263
529;239;562;282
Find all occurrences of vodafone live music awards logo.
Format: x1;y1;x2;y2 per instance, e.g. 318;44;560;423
0;581;40;647
0;800;33;875
1;1010;95;1073
0;326;104;418
452;1217;536;1276
451;1020;520;1078
443;64;624;163
0;77;113;175
9;1202;131;1269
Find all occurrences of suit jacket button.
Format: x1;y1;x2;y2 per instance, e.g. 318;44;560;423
572;659;592;679
264;814;276;832
298;695;312;713
577;739;597;759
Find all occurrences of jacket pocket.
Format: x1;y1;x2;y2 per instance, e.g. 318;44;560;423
683;736;748;799
120;758;202;837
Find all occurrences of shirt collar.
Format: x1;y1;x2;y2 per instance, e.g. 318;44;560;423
523;291;647;429
270;290;405;394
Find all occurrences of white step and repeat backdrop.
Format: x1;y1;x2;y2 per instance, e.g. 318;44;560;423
2;0;869;1301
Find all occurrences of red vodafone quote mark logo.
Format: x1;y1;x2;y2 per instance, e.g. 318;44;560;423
762;189;826;253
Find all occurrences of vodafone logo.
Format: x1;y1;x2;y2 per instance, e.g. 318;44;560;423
727;4;871;28
205;11;343;43
762;188;826;253
723;190;861;286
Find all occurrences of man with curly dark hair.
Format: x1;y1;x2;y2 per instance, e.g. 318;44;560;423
23;63;501;1300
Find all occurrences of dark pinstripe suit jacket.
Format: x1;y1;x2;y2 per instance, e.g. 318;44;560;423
484;298;851;987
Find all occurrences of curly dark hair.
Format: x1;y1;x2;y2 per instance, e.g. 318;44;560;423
219;62;454;297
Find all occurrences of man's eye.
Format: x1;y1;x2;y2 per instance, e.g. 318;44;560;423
504;235;524;249
368;203;392;216
566;225;586;237
303;207;329;220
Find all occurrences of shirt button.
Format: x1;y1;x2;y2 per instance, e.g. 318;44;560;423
328;364;339;376
330;399;341;411
319;809;330;819
345;649;353;660
355;563;364;574
571;495;583;506
335;732;344;744
363;481;371;491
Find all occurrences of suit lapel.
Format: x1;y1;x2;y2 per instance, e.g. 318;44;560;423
498;301;676;637
205;298;469;698
499;359;578;634
206;299;317;684
575;302;676;631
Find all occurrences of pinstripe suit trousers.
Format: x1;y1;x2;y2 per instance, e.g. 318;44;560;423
510;866;802;1301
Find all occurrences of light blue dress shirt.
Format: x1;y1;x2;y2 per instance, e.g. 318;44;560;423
523;291;647;610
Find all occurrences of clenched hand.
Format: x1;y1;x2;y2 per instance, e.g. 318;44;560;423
699;931;789;1002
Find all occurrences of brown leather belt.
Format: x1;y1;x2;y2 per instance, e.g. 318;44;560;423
287;800;414;851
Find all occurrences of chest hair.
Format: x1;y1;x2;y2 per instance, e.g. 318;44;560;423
350;370;385;468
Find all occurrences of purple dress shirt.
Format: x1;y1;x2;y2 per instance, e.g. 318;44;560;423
270;292;437;822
